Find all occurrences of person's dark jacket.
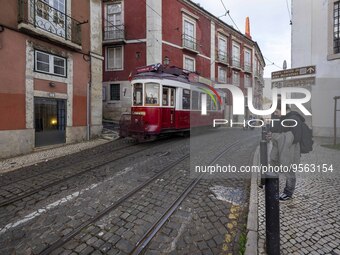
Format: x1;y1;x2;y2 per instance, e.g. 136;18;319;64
280;111;305;144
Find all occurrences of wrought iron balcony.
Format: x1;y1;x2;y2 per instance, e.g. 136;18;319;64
217;50;228;64
103;24;124;41
182;34;198;52
18;0;82;45
244;63;252;73
232;57;241;68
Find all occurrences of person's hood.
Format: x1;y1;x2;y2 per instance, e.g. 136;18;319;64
284;111;305;122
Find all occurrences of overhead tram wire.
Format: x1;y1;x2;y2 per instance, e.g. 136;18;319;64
263;56;282;70
285;0;292;25
218;0;241;32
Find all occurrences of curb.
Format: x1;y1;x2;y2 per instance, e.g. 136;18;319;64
245;145;260;255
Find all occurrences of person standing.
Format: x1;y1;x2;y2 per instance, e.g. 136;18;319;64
268;101;304;201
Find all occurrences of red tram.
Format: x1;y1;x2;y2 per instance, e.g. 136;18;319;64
119;64;226;141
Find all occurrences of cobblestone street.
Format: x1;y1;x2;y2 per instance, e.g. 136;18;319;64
257;139;340;255
0;128;259;255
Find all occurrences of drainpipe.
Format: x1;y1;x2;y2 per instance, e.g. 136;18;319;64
85;53;92;141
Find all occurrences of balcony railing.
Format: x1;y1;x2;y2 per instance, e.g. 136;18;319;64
104;24;124;41
18;0;82;45
232;57;241;68
217;50;228;64
182;34;198;52
244;63;252;72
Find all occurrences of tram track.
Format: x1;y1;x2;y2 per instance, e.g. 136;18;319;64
39;134;253;255
38;153;191;255
130;139;242;254
0;139;137;187
0;137;185;208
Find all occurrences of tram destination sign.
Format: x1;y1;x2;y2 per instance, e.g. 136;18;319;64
271;65;316;79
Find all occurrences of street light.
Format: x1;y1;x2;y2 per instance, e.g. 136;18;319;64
163;56;170;66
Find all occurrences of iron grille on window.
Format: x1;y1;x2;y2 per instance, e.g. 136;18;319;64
182;34;197;51
110;84;120;101
232;57;241;68
104;24;124;41
217;50;228;64
334;1;340;54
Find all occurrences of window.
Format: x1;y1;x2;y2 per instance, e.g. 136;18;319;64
211;95;217;111
107;46;123;70
170;88;175;106
162;87;175;107
184;56;195;72
145;83;160;105
232;42;241;67
110;84;120;101
36;0;66;36
35;50;66;77
244;49;252;72
218;36;228;63
133;83;143;106
232;71;240;86
182;89;191;109
254;58;258;75
105;2;123;40
334;1;340;53
192;91;200;110
162;87;169;106
244;74;252;87
207;94;212;110
218;67;227;83
183;16;196;50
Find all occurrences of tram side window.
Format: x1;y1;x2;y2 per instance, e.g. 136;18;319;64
217;97;222;111
162;87;169;106
145;83;160;105
170;89;175;106
133;83;143;106
207;95;212;111
182;89;191;109
192;91;199;110
211;95;217;111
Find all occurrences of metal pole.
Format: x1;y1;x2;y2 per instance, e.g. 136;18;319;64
335;97;338;146
265;173;280;255
260;127;280;254
260;126;267;187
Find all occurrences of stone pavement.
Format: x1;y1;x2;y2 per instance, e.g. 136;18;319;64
0;129;119;174
256;138;340;254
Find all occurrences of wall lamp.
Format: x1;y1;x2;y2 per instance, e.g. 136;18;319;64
163;56;170;65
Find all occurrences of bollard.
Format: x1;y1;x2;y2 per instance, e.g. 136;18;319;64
260;128;280;254
265;173;280;255
260;127;267;187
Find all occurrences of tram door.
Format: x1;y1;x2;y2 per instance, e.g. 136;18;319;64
161;87;176;129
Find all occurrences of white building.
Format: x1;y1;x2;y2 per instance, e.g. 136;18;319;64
291;0;340;137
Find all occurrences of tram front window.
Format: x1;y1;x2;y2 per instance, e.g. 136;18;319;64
133;83;143;106
145;83;160;106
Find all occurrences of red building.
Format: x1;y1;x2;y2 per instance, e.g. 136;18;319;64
102;0;265;121
0;0;103;158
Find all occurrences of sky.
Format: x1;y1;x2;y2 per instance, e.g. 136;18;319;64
194;0;292;78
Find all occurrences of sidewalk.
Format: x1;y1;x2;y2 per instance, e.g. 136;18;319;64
0;129;119;174
248;138;340;255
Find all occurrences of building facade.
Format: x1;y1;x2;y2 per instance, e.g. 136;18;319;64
291;0;340;137
0;0;103;158
102;0;265;122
